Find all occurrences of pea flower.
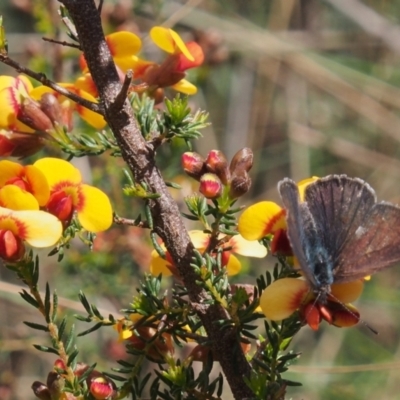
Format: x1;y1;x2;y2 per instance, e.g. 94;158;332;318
33;158;113;233
147;26;204;94
0;160;50;209
0;206;62;261
260;277;362;330
150;230;267;277
77;28;203;99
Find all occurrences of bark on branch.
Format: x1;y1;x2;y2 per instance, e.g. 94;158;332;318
58;0;253;397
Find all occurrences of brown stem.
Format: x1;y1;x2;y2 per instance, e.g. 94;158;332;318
57;1;253;398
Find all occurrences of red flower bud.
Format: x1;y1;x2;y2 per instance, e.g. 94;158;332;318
229;171;251;199
17;97;53;132
40;93;64;127
47;191;73;222
53;359;66;372
0;230;25;261
229;147;253;175
205;150;230;185
144;62;185;88
199;173;222;199
181;152;206;180
89;375;115;400
31;381;51;400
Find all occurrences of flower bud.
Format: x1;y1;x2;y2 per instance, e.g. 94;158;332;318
229;147;253;175
88;374;115;400
0;130;45;158
31;382;51;400
0;230;25;261
205;150;230;185
53;358;67;372
199;173;222;199
188;344;211;362
17;97;53;132
181;152;206;180
229;171;251;199
144;62;185;88
40;93;63;127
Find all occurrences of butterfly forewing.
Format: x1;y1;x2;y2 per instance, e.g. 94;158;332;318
303;175;376;274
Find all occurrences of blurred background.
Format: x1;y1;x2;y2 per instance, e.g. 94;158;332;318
1;0;400;399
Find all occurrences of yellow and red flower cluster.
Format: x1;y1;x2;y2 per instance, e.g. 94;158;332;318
0;74;106;157
238;177;363;330
77;26;204;99
0;27;203;158
0;158;112;262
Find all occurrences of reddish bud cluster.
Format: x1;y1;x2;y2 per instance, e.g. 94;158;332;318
181;147;253;200
32;360;117;400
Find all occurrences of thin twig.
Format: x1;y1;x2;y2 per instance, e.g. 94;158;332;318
42;36;82;50
0;54;103;114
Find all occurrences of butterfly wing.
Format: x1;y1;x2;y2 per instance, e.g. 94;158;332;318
278;178;319;287
304;175;376;273
334;201;400;282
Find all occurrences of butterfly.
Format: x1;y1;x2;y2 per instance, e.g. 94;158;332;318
278;175;400;304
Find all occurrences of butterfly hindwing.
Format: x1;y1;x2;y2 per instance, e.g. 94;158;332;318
334;201;400;282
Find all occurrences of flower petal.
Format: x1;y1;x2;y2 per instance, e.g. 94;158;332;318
106;31;142;58
260;278;309;320
176;42;204;71
24;165;50;206
77;184;113;232
34;158;82;190
0;207;62;247
171;79;197;95
297;176;319;201
0;160;24;186
0;87;34;132
150;249;172;276
238;201;286;241
150;27;175;54
189;230;209;249
330;280;364;303
329;302;360;327
225;254;241;275
229;234;267;258
0;185;39;210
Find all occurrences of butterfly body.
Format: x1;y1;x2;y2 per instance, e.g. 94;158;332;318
278;175;400;304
